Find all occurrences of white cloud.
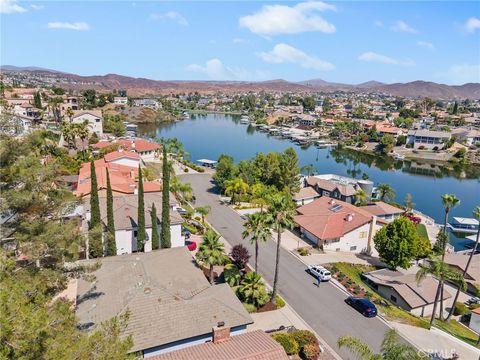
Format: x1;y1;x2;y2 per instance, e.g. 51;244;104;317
150;11;188;26
239;1;336;36
47;22;90;31
258;43;335;71
436;64;480;84
465;17;480;33
417;41;434;50
30;4;44;10
390;20;417;33
358;51;415;66
0;0;27;13
185;59;268;80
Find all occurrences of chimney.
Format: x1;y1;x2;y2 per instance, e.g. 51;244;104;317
212;322;230;344
329;199;336;205
131;140;135;149
346;214;353;222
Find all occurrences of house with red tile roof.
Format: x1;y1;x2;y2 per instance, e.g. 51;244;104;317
295;197;385;254
92;138;160;160
103;150;144;168
75;157;161;197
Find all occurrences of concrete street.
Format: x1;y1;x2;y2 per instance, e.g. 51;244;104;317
182;173;394;359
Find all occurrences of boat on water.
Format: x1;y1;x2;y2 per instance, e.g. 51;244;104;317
239;116;250;124
316;140;336;148
447;217;479;234
123;122;138;135
391;152;405;160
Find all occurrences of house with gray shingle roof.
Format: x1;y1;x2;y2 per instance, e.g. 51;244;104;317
75;247;253;358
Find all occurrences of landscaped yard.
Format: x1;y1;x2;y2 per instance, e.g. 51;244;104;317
326;262;430;329
434;319;480;348
416;223;429;241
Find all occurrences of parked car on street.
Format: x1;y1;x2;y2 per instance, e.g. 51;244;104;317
185;240;197;251
306;265;332;281
345;296;377;317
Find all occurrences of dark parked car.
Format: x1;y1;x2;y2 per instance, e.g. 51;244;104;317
345;296;377;318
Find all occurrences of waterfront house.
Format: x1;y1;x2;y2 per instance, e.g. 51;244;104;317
406;129;451;149
103;149;144;168
363;268;451;317
305;174;373;204
451;127;480;146
71;110;103;136
92;138;160;161
150;330;288;360
133;98;161;110
294;197;385;253
75;247;253;358
360;201;404;222
83;192;183;253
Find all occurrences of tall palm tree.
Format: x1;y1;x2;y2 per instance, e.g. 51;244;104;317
354;189;368;206
301;164;314;176
224;178;249;205
196;229;225;284
249;183;272;213
441;194;461;245
377;183;395;202
75;121;90;161
61;122;75;148
65;107;74;122
338;329;426;360
238;271;268;308
265;192;295;303
170;177;193;201
446;206;480;321
242;212;271;272
416;257;466;324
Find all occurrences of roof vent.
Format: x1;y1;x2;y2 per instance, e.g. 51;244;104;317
346;214;353;222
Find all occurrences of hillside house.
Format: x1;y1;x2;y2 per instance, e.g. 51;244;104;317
72;110;103;136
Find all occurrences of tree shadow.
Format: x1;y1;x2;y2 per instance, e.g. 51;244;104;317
76;285;105;306
354;253;386;268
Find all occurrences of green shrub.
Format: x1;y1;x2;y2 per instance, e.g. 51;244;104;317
275;295;286;308
291;330;318;349
473;283;480;296
297;247;310;256
271;333;299;355
469;303;480;310
183;168;189;172
243;302;257;313
223;263;241;287
453;302;469;316
302;342;320;360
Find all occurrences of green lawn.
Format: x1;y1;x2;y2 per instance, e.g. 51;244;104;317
416;223;429;241
434;319;479;347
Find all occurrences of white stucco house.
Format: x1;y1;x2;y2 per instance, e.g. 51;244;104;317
72;110;103;136
294;197;385;254
114;97;128;105
104;150;144;168
84;193;184;255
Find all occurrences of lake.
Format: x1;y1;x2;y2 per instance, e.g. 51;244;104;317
138;113;480;250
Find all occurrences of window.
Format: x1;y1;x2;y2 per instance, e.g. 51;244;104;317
390;295;397;303
350;246;357;251
359;231;367;238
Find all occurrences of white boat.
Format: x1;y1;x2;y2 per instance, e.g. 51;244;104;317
447;217;479;234
239;116;250;124
392;152;405;160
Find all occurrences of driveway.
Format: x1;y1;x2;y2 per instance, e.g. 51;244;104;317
182;173;395;359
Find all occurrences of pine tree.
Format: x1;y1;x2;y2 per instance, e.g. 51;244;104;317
151;203;159;250
89;160;101;229
106;169;116;256
161;144;171;248
137;165;146;251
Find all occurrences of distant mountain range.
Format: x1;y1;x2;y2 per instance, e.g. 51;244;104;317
1;65;479;99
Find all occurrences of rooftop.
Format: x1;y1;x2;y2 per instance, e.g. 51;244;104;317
149;330;288;360
76;247;253;353
360;201;404;216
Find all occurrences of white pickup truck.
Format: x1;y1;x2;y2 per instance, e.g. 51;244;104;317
307;265;332;281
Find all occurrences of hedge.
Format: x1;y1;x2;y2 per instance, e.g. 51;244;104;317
453;302;469;316
271;333;299;355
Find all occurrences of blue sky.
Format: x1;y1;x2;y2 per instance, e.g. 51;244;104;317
1;0;479;84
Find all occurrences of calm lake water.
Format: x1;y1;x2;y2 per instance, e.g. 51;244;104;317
138;114;480;249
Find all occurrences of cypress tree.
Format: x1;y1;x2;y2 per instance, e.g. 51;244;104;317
151;203;159;250
33;91;42;109
106;169;116;256
161;144;171;248
137;165;146;251
89;160;101;229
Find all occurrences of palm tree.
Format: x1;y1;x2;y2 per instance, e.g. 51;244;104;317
416;257;466;324
61;122;75;148
446;206;480;321
301;164;314;176
238;271;268;308
377;183;395;202
195;205;211;223
249;183;271;213
265;192;295;303
242;212;271;272
338;329;425;360
75;121;90;161
171;177;193;201
65;107;74;122
196;229;225;284
441;194;461;243
354;189;368;206
224;178;249;205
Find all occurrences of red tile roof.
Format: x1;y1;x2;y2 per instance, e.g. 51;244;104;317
92;138;160;153
295;197;377;240
104;150;141;162
149;330;289;360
